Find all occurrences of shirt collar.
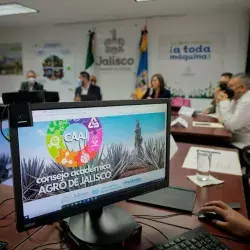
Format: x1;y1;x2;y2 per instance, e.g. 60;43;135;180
82;82;90;90
237;90;250;103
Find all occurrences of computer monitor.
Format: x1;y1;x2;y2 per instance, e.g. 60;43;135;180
45;91;60;102
81;94;98;101
10;99;170;245
2;91;45;104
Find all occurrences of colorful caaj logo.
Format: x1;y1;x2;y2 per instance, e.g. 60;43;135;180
46;117;103;167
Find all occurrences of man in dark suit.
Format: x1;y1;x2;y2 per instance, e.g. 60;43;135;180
20;70;44;91
74;71;102;101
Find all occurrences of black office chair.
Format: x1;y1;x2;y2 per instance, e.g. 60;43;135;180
242;145;250;174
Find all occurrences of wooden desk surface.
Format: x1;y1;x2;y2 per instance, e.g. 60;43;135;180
171;115;232;142
1;143;249;250
0;185;41;250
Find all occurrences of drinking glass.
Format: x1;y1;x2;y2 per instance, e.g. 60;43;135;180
197;150;212;181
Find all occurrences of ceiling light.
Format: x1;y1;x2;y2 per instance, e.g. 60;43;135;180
135;0;150;2
0;3;38;17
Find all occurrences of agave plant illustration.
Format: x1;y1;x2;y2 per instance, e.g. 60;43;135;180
0;153;11;183
140;137;165;170
0;153;11;166
21;158;46;202
102;143;132;180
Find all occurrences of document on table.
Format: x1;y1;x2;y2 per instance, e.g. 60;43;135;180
178;107;195;117
192;121;224;128
182;146;242;176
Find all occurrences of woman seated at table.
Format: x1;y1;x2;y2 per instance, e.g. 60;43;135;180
142;74;171;99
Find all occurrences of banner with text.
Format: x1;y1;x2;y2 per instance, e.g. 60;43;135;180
158;34;224;98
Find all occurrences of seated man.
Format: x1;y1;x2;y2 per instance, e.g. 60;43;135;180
74;71;102;101
200;201;250;238
203;72;233;114
20;70;44;91
216;73;250;149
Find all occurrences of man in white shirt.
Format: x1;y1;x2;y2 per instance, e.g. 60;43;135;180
216;73;250;148
74;71;102;101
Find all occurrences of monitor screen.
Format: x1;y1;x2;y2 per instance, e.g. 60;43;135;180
0;120;11;184
13;101;169;230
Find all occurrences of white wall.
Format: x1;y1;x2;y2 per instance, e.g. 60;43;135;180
0;10;249;109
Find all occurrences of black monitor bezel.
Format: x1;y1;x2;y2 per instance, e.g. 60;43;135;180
10;99;170;232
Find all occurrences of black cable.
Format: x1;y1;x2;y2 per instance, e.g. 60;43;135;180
0;210;14;220
137;216;250;246
133;212;187;219
0;105;10;142
31;236;67;250
137;216;192;231
0;198;14;207
0;219;16;228
137;221;169;240
31;225;68;250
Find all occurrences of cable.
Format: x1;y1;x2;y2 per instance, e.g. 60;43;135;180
137;216;250;246
0;105;10;142
0;219;16;228
31;235;67;250
0;198;14;207
137;216;192;231
137;221;169;240
31;222;68;250
133;212;187;219
0;210;15;220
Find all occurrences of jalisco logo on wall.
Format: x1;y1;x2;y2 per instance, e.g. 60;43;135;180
168;41;211;61
96;29;135;68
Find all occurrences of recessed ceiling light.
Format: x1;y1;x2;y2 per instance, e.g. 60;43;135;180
135;0;150;2
0;3;38;17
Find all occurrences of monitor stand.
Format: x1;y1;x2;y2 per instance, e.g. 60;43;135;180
68;205;138;247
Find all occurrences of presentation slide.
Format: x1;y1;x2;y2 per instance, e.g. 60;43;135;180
18;104;167;219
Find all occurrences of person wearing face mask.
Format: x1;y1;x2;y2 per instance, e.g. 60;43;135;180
20;70;44;91
202;72;233;114
142;74;170;99
216;73;250;149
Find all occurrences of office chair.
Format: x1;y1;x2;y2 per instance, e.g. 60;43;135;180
242;145;250;174
242;145;250;217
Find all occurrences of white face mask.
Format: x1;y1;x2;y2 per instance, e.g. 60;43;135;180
28;77;36;85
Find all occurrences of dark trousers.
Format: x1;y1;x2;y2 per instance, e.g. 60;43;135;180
243;175;250;218
220;144;250;217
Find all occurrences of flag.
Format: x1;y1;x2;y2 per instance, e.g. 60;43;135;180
85;31;96;77
135;27;148;99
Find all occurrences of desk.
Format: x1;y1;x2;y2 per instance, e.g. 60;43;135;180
1;143;248;249
0;185;41;250
171;115;232;145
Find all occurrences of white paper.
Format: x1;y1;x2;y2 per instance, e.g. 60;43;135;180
171;117;188;128
170;135;178;160
192;121;224;128
178;106;195;117
182;146;242;176
187;175;224;187
207;114;219;119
